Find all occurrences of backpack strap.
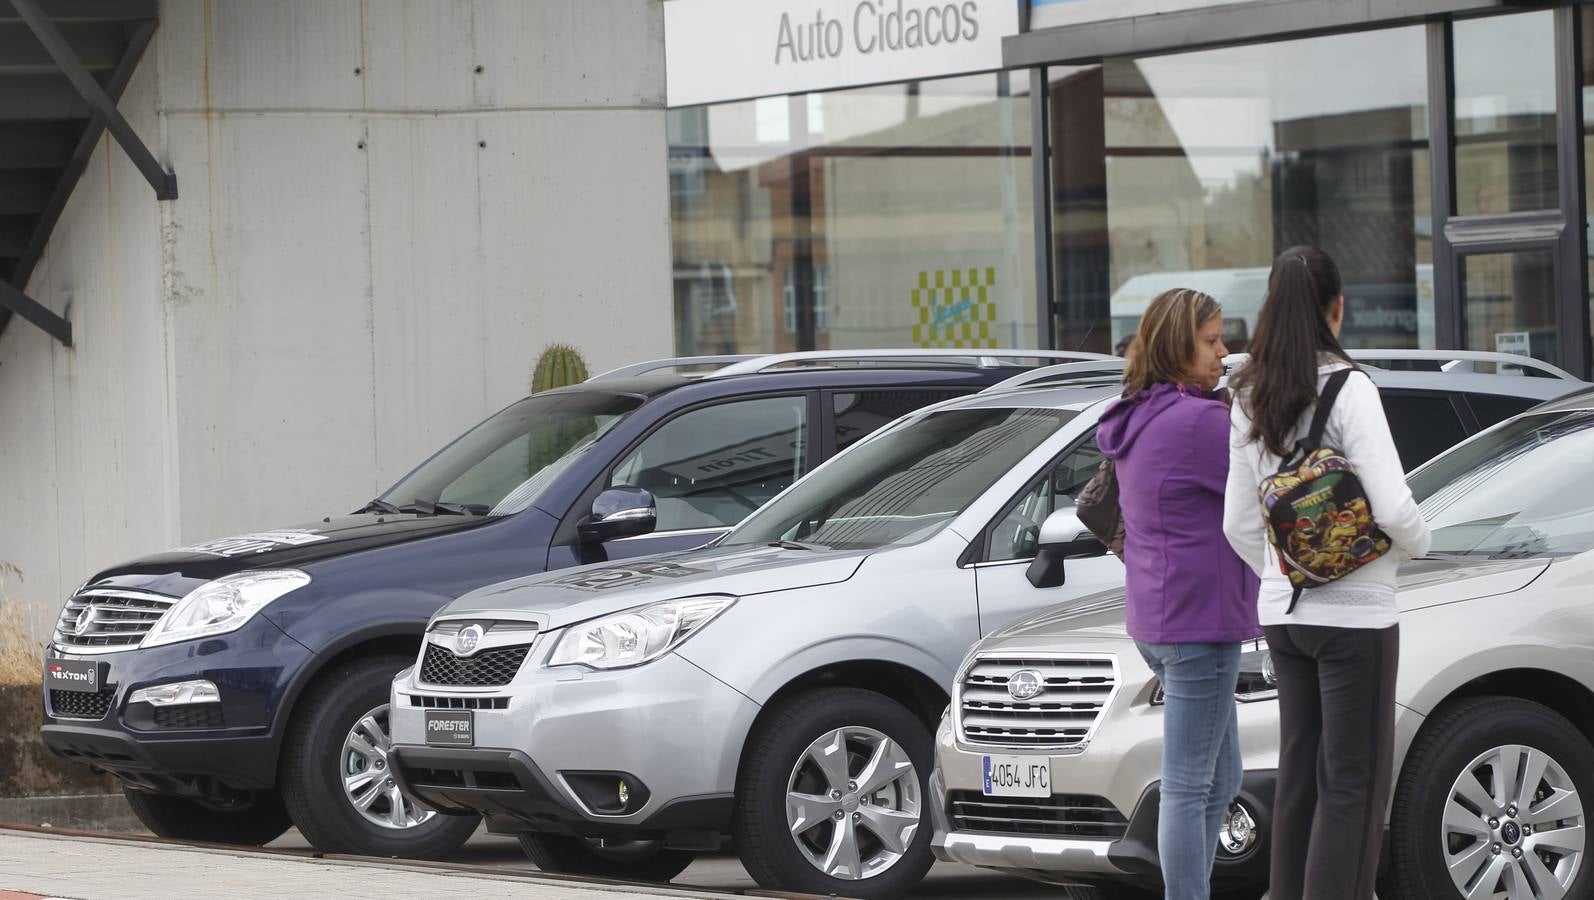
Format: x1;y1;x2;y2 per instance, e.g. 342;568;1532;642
1302;368;1354;453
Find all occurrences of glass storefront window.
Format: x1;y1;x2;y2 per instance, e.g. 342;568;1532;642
1049;26;1433;355
668;73;1036;356
1462;250;1559;367
1453;11;1559;217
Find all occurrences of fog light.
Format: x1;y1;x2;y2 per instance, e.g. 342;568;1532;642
129;680;219;707
1219;800;1260;857
618;780;630;806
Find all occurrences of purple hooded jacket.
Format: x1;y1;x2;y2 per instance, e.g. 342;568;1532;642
1096;383;1260;644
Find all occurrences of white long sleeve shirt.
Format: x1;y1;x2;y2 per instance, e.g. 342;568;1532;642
1223;362;1433;629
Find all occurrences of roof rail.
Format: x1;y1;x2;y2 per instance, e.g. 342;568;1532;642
1222;349;1579;381
982;359;1128;393
1345;349;1580;381
589;355;758;381
706;349;1115;378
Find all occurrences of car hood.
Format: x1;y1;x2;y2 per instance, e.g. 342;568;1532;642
89;513;501;587
980;556;1551;648
437;543;871;630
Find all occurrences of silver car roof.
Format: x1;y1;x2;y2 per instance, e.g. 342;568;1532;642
923;367;1581;415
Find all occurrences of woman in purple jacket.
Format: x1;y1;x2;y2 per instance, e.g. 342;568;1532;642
1096;288;1261;899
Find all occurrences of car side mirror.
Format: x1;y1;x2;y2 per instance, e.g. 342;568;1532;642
578;486;657;544
1026;508;1107;589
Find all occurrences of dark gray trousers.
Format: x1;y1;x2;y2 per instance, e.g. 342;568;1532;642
1261;623;1399;900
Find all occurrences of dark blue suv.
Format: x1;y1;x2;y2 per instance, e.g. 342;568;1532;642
39;350;1113;860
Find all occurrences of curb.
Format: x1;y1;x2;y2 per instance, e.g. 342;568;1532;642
0;793;139;833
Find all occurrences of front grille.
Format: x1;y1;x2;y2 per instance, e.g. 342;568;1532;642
409;694;509;710
152;705;225;729
958;655;1117;748
419;643;529;687
53;589;177;652
948;791;1128;839
49;688;115;720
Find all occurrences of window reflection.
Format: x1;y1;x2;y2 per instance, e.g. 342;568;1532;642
668;74;1037;356
1454;11;1559;217
1051;27;1433;353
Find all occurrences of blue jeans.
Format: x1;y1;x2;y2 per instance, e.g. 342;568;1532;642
1135;640;1243;900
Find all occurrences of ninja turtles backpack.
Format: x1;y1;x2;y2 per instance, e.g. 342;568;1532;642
1257;369;1392;613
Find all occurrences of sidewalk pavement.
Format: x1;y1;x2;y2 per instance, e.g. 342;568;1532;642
0;827;808;900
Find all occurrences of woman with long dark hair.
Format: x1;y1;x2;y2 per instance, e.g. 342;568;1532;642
1097;288;1259;899
1223;246;1431;899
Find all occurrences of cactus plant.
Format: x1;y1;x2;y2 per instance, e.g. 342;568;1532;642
526;344;593;479
530;343;589;394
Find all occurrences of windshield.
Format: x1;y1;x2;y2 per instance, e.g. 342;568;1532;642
381;391;642;516
721;407;1075;551
1409;409;1594;558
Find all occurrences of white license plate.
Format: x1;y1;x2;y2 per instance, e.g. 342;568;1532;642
982;755;1051;798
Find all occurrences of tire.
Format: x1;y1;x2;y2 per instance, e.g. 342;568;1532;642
123;785;292;845
734;687;935;900
279;654;479;858
1389;696;1594;900
517;834;696;882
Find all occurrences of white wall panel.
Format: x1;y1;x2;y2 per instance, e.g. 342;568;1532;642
164;114;378;536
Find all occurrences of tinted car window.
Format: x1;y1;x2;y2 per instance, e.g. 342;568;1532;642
724;408;1074;551
833;390;966;452
382;391;642;515
609;395;808;531
1465;392;1539;429
1411;409;1594;558
987;431;1104;562
1380;393;1468;472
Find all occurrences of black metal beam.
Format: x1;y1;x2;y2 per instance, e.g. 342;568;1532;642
1027;68;1054;351
1427;19;1460;352
7;19;153;294
0;0;154;23
7;0;173;200
0;21;121;73
0;278;69;345
1553;4;1589;377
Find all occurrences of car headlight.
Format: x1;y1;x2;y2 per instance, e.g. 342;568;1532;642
1235;639;1278;703
547;595;736;670
143;570;311;648
1147;639;1277;705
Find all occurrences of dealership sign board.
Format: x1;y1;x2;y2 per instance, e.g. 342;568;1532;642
664;0;1021;107
1029;0;1234;30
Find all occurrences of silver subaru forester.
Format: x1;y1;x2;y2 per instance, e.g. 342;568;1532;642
932;386;1594;900
386;355;1578;899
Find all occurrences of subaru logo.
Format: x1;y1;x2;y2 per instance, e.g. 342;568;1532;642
73;606;95;635
454;624;484;657
1007;669;1045;702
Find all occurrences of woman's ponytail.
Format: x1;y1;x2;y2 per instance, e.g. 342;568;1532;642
1230;246;1354;458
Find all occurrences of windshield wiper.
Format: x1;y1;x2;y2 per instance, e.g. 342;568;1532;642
769;540;828;551
357;498;403;515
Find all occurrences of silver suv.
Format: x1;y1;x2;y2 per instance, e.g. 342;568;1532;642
386;353;1579;899
931;385;1594;900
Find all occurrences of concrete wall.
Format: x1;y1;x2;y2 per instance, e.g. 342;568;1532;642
0;0;672;643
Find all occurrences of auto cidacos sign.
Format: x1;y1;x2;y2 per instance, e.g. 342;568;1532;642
664;0;1021;107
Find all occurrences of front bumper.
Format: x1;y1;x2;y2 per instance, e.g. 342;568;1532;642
930;645;1281;891
389;648;759;844
39;614;313;794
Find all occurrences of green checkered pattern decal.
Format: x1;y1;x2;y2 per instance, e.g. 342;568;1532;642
912;268;998;348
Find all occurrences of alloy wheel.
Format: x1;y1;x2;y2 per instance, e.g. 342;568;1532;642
1442;743;1585;899
784;725;921;881
341;703;436;830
